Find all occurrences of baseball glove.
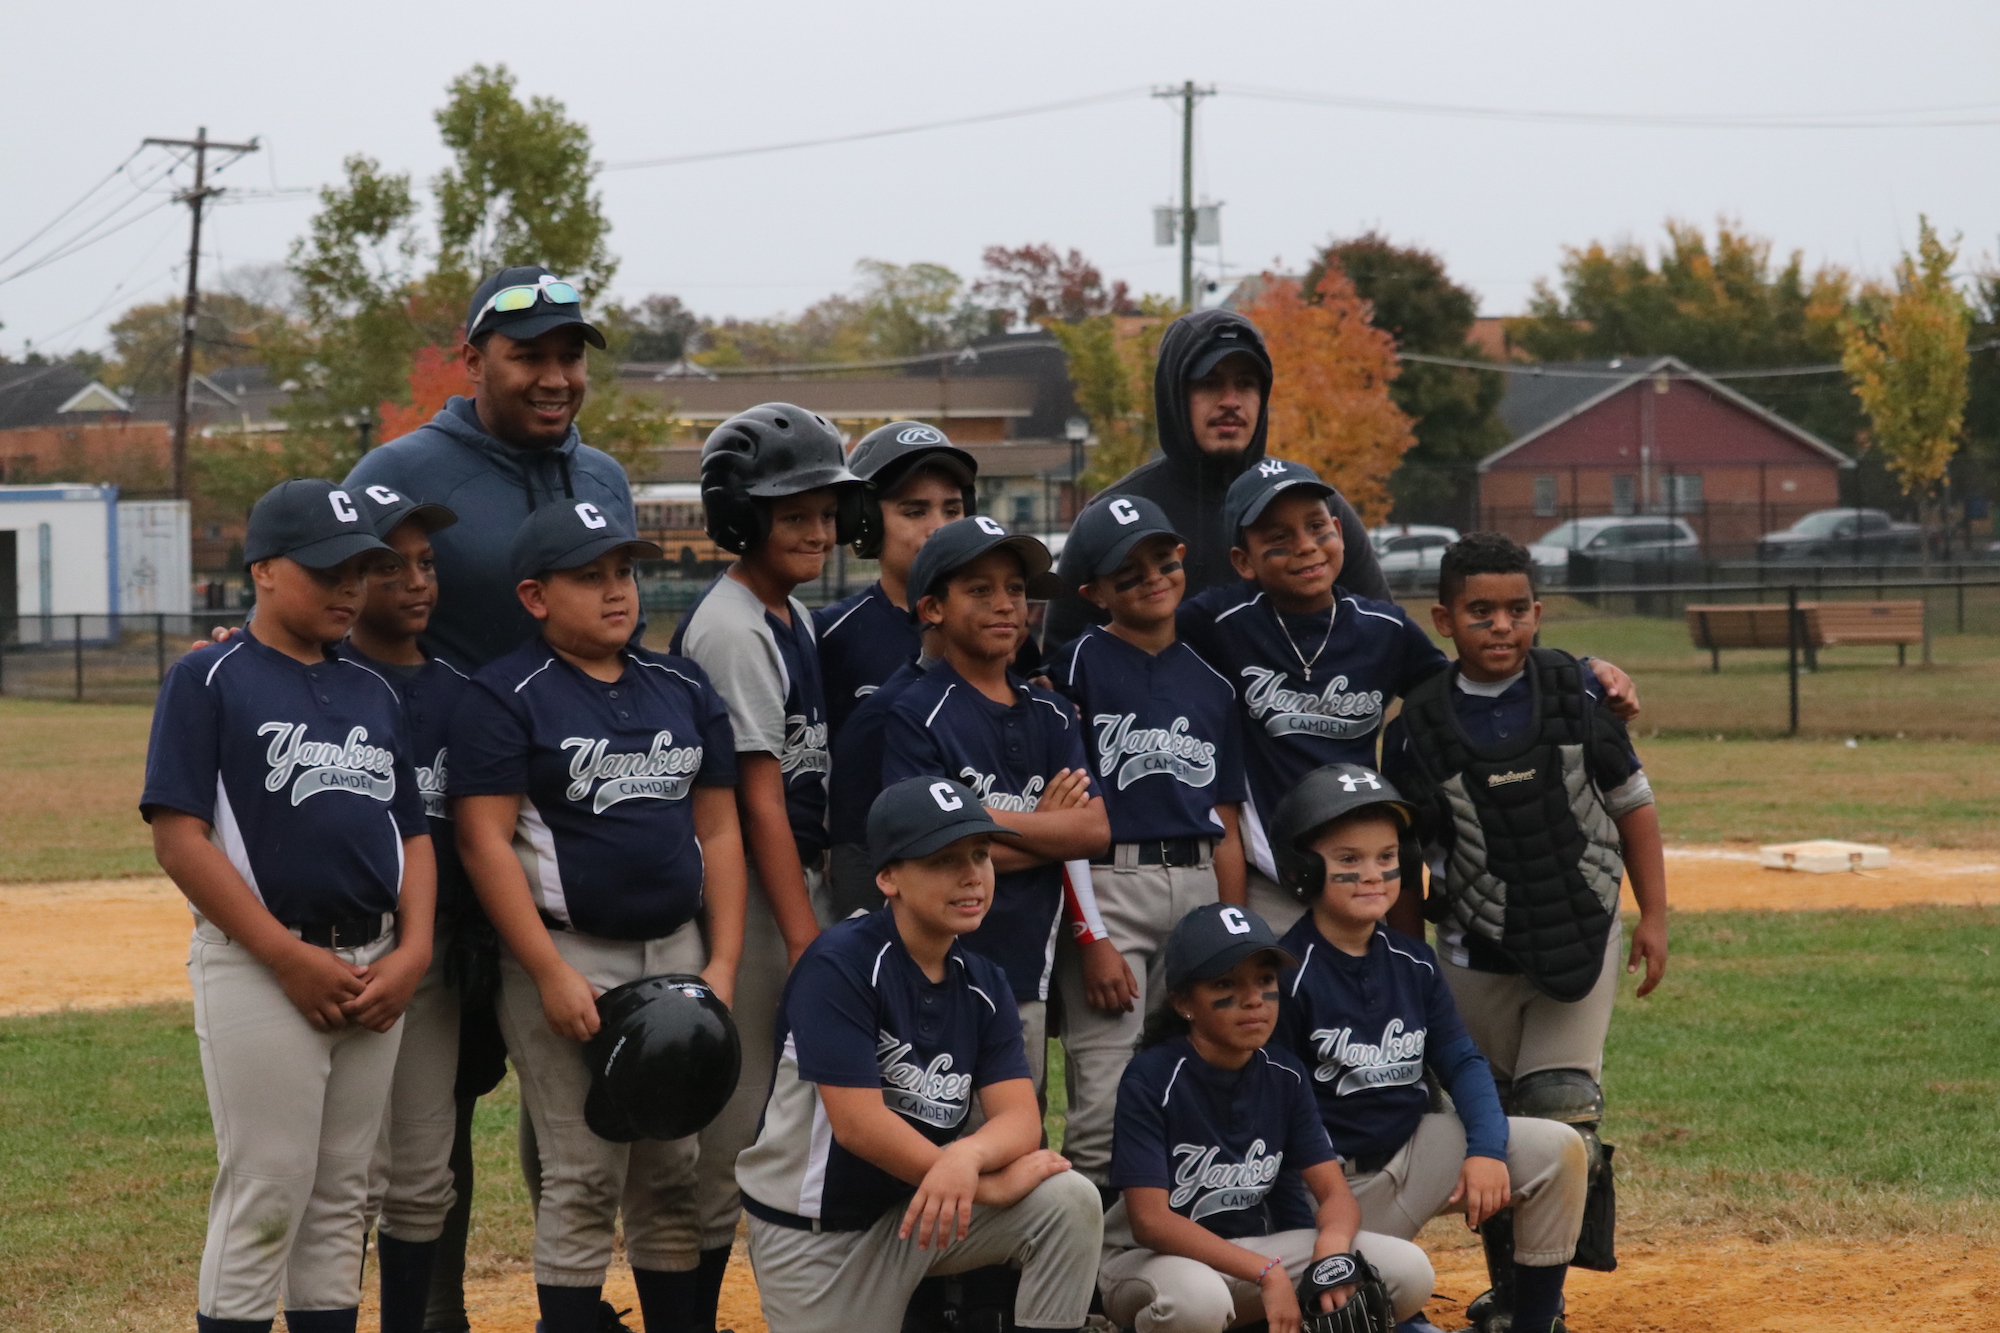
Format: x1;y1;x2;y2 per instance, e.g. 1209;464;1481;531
1297;1251;1396;1333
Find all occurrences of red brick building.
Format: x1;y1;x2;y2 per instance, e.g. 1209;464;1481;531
1477;355;1851;557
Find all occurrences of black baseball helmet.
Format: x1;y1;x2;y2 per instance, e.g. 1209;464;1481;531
1268;764;1415;902
845;421;978;560
699;403;865;554
583;974;742;1143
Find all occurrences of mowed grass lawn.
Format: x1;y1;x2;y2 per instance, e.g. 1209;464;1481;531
7;908;2000;1328
10;681;2000;883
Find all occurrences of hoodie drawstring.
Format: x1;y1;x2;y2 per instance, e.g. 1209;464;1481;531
517;451;578;512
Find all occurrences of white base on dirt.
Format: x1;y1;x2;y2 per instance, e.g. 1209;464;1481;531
1759;840;1891;874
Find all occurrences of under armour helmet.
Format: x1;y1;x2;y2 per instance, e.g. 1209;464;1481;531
583;974;742;1142
1268;764;1415;901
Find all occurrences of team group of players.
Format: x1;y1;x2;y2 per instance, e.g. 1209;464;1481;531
140;267;1668;1333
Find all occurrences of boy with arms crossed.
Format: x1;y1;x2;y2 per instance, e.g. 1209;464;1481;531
336;486;472;1333
1383;533;1668;1328
1268;765;1588;1333
1099;902;1431;1333
736;776;1103;1332
882;517;1112;1089
670;403;863;1323
144;480;435;1333
452;501;747;1333
1048;493;1248;1195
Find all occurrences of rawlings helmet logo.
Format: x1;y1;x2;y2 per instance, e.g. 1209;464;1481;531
896;425;945;445
1310;1254;1358;1288
1257;459;1288;479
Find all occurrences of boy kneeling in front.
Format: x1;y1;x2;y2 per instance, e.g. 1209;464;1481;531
735;776;1103;1333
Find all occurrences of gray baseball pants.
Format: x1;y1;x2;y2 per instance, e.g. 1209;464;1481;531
1244;868;1306;938
1347;1111;1587;1267
695;863;820;1251
188;915;404;1322
1055;852;1219;1184
1438;921;1622;1084
367;926;460;1241
1097;1200;1432;1331
746;1169;1103;1332
498;920;707;1284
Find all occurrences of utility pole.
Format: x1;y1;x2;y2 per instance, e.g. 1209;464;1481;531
142;128;259;500
1152;82;1214;310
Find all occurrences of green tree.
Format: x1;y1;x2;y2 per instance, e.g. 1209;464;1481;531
1842;218;1972;568
1511;219;1861;448
1961;272;2000;510
1049;298;1179;492
1304;232;1506;526
106;289;287;394
432;64;615;301
600;294;704;363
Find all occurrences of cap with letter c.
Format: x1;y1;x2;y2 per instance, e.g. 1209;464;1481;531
1163;900;1298;992
510;499;663;582
1057;492;1183;589
868;775;1023;869
243;478;396;570
905;515;1065;611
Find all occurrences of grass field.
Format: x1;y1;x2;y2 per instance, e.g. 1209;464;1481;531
8;907;1999;1329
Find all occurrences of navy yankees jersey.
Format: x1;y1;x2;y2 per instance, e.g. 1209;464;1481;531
1178;583;1446;878
882;662;1094;1002
736;908;1031;1231
448;639;737;941
827;660;928;845
336;644;475;914
813;581;921;740
1275;918;1507;1163
1052;626;1246;844
672;574;831;854
1110;1037;1336;1240
141;634;428;924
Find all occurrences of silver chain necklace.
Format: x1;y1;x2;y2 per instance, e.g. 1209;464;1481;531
1273;601;1336;681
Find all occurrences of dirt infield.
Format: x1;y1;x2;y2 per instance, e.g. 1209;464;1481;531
10;849;1999;1332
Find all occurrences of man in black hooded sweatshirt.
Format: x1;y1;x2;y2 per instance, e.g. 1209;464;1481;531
1042;307;1390;644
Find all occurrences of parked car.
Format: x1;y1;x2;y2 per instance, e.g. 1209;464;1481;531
1536;515;1703;564
1757;508;1920;562
1370;524;1572;591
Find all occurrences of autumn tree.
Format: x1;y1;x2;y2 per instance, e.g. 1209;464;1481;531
601;294;704;363
1242;270;1415;523
1304;233;1506;526
1512;218;1859;446
697;260;989;368
975;244;1135;327
1049;305;1177;492
106;281;288;394
1842;218;1971;568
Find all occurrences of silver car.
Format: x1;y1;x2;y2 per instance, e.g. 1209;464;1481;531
1537;515;1703;564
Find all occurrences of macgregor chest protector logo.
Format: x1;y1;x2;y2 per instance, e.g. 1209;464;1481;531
1309;1019;1427;1095
1171;1139;1283;1221
260;723;396;805
876;1031;973;1128
1093;713;1217;790
1240;667;1384;740
563;731;703;813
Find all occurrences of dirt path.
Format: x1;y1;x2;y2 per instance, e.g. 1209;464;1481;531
12;851;1999;1332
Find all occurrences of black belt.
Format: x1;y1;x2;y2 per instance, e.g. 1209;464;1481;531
290;913;390;949
743;1195;867;1234
1341;1149;1394;1178
539;908;571;933
1091;838;1211;867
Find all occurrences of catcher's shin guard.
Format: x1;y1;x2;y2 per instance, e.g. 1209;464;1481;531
1297;1252;1396;1333
1464;1212;1517;1332
1508;1070;1616;1273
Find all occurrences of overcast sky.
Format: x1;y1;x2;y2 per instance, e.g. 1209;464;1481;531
5;0;1998;362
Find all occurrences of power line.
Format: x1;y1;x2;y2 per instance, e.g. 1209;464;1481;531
0;149;192;288
599;88;1151;172
0;146;147;269
1225;85;2000;130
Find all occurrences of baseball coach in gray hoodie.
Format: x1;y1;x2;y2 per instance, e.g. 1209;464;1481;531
345;265;637;670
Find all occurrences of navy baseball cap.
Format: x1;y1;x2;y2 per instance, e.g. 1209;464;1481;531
907;516;1064;609
1223;457;1336;543
466;265;606;348
243;480;395;570
1187;322;1270;383
511;500;663;582
1058;493;1183;589
350;482;457;540
1163;902;1298;992
869;776;1022;869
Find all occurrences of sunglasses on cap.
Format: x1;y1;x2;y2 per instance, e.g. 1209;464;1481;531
469;275;582;336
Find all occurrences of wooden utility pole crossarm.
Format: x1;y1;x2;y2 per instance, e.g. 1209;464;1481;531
142;129;259;501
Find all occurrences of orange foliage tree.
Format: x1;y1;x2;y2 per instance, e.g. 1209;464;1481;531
1243;269;1416;523
377;342;473;443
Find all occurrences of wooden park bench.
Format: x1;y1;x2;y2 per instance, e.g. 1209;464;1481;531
1686;600;1925;671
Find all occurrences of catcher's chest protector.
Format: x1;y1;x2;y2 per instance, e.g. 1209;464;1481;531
1400;649;1623;1001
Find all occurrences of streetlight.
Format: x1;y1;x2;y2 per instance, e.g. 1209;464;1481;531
1065;415;1090;523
